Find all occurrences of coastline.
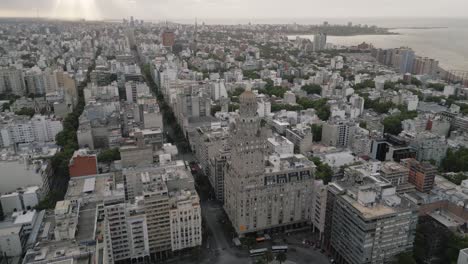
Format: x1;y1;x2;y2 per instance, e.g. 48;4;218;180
288;27;468;71
286;32;399;37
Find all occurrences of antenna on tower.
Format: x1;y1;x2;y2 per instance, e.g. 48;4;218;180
194;17;198;43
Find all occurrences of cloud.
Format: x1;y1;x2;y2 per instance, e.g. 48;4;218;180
1;0;467;20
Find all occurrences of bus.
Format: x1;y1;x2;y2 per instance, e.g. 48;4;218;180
272;245;288;253
249;248;268;257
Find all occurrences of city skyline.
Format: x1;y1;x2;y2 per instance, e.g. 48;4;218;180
0;3;467;263
1;0;468;20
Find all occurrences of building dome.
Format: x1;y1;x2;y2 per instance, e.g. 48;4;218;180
239;90;256;102
239;90;257;117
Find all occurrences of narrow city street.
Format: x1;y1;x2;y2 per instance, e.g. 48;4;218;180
200;199;251;264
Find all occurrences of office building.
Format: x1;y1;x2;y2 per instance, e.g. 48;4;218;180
412;57;439;77
103;202;150;263
321;120;356;148
380;162;415;194
162;28;176;48
402;158;437;193
392;47;415;74
0;225;26;257
370;134;416;162
267;135;294;156
406;132;448;166
313;33;327;51
285;125;313;155
326;173;418;264
224;90;316;235
128;163;202;259
0;67;25;95
209;149;230;202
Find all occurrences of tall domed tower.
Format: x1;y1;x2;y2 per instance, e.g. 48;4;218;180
229;90;266;176
224;89;267;233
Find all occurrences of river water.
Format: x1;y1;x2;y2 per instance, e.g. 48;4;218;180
284;18;468;71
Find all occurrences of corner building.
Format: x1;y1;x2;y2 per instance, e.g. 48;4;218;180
224;90;316;235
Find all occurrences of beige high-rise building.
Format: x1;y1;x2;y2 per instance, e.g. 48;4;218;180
224;90;316;236
0;67;25;95
142;178;171;259
55;70;78;106
132;162;202;260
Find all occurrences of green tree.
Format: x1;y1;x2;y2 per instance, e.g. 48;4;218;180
382;111;417;135
297;98;330;121
276;252;287;264
1;102;10;111
441;148;468;173
235;56;245;62
98;148;121;164
384;81;396;90
310;157;333;184
382;115;403;135
211;105;222;114
15;107;36;117
228;87;245;97
258;86;288;98
359;121;367;129
228;104;239;112
354;79;375;90
413;216;453;263
444;233;468;262
243;70;260;79
443;173;468;185
240;236;256;249
364;98;395;114
394;252;417;264
410;77;422;86
39;46;103;208
311;124;322;142
271;103;303;112
264;250;274;263
301;84;322;95
427;83;445;91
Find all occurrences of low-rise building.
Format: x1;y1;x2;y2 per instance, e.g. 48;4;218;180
69;149;98;177
285;125;313;154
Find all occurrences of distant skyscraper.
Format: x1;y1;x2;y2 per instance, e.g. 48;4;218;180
313;33;327;51
392;47;415;74
0;67;25;95
412;56;439;77
162;27;175;48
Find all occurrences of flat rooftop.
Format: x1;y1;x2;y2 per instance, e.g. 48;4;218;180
65;173;124;203
342;194;396;219
429;210;465;229
0;225;22;236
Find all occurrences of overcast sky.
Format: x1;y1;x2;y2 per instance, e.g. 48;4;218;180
1;0;467;21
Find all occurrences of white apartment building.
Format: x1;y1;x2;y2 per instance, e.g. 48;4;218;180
169;191;202;251
321;120;356;148
0;67;25;95
267;135;294;156
0;115;63;147
103;202;150;264
124;162;202;260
